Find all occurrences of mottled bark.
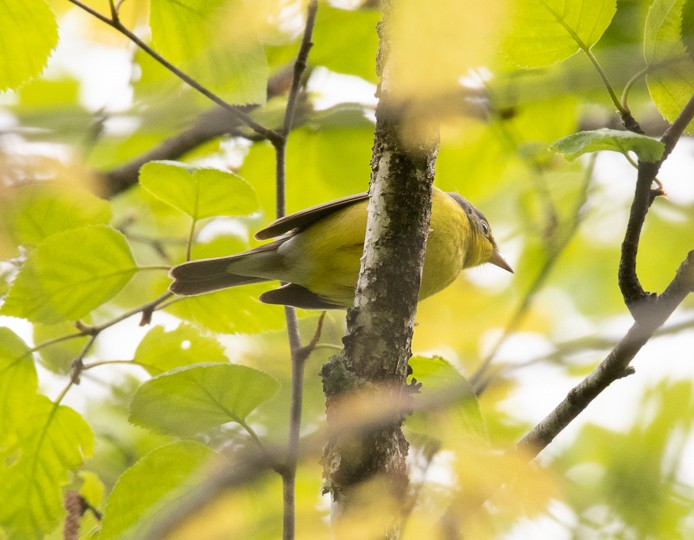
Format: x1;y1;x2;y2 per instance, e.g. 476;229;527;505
321;1;439;535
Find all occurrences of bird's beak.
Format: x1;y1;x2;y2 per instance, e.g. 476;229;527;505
490;250;513;273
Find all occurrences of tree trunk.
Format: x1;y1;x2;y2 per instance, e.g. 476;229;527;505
321;1;439;536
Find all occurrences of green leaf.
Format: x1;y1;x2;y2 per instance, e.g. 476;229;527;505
134;324;228;375
311;6;380;81
406;356;487;443
644;0;687;65
551;129;665;162
683;0;694;62
139;161;258;221
0;397;94;539
75;470;106;538
1;225;137;323
644;0;694;132
149;0;268;105
502;0;617;68
166;283;288;334
0;0;58;90
0;328;37;440
100;442;215;540
130;363;279;437
2;183;112;247
165;237;289;334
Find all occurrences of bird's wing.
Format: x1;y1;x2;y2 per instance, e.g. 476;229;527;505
254;192;369;240
259;283;343;309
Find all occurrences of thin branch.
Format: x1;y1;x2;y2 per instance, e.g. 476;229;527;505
54;334;99;404
66;0;280;145
88;292;173;332
270;3;320;540
281;3;318;137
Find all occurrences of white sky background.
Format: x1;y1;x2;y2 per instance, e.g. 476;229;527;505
2;7;694;538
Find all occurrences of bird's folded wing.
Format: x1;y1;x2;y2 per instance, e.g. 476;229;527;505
255;192;369;240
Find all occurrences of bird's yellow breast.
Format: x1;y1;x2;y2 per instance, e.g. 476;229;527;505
277;188;471;307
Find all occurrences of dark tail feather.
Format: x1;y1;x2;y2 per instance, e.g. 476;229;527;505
169;257;269;296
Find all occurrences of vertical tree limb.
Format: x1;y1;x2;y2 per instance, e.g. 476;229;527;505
321;0;439;532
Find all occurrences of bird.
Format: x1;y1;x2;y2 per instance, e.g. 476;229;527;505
169;187;512;309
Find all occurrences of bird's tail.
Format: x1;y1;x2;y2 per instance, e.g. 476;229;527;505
169;255;271;296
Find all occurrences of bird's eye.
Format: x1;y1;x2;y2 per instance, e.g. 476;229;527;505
481;221;490;237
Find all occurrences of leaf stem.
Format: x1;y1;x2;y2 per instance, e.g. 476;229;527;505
621;65;649;112
186;220;197;262
237;418;270;454
537;0;643;131
582;48;625;115
81;359;138;371
136;265;172;272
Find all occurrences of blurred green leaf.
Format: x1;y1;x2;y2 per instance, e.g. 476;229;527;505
1;226;137;323
502;0;617;68
139;161;258;221
130;363;279;437
311;6;380;81
0;0;58;90
557;381;694;538
2;183;112;247
134;324;228;375
149;0;268;105
166;282;288;334
0;397;93;539
551;129;665;161
75;470;106;539
240;126;374;223
100;441;215;540
0;328;36;440
407;356;488;443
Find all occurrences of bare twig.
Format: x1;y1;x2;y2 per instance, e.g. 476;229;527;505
270;3;320;539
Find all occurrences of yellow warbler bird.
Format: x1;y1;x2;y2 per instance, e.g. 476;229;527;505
169;187;512;309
